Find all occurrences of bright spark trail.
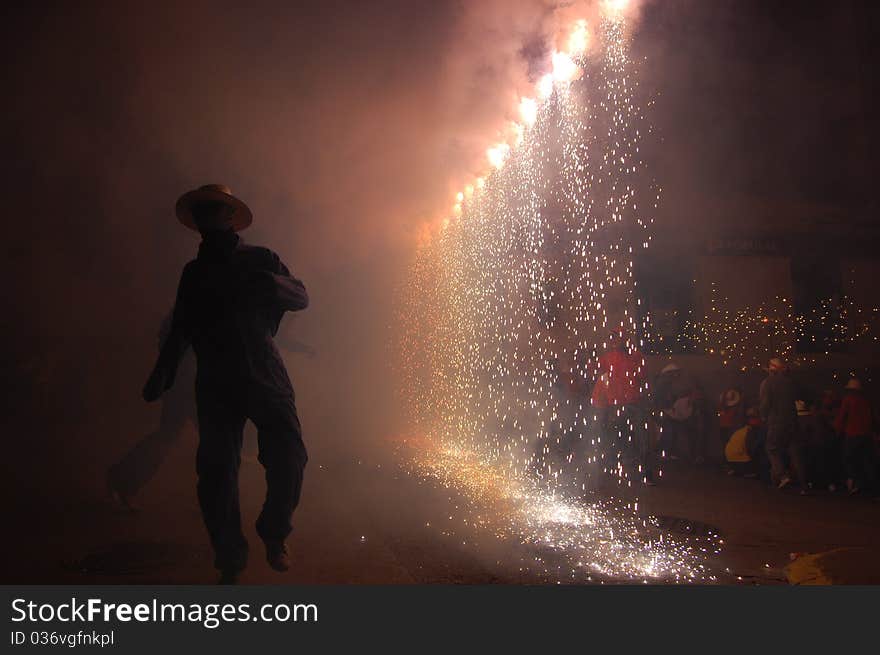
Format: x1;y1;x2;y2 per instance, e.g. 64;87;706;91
396;5;720;582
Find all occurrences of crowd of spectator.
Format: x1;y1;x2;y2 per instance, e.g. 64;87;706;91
585;336;878;496
717;359;877;496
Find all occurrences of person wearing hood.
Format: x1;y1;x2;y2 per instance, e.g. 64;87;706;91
142;184;309;583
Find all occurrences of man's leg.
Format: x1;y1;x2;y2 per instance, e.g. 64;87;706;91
249;391;308;559
685;418;697;463
765;426;788;486
844;437;858;490
661;418;684;459
846;435;872;491
631;406;654;484
606;408;629;480
195;389;248;575
827;435;843;488
789;434;809;490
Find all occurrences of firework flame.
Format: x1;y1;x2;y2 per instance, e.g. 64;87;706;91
519;97;538;126
603;0;631;18
537;73;555;99
552;51;579;82
568;19;590;55
487;142;511;169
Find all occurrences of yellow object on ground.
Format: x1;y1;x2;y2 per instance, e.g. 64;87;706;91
724;426;751;463
786;548;880;585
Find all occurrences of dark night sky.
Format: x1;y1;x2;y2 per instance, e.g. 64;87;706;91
3;0;879;493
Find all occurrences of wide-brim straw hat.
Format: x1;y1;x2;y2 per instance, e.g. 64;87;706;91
176;184;252;232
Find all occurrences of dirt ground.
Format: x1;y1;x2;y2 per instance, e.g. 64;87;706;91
3;429;879;585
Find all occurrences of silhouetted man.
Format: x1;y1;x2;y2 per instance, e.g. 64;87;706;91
143;184;309;583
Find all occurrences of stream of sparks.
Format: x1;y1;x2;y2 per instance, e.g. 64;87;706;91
396;10;720;583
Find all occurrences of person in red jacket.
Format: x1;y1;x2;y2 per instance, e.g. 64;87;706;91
834;378;876;494
591;334;654;485
595;334;645;406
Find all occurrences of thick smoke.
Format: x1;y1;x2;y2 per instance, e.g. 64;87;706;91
2;0;875;511
3;1;632;501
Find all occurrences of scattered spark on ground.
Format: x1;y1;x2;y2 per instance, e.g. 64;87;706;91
398;437;719;583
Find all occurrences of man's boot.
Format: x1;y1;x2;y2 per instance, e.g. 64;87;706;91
265;541;290;572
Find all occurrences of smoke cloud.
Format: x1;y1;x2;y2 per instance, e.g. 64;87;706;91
4;2;636;497
3;0;875;508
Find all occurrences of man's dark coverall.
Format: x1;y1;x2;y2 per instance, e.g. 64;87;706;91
150;230;308;572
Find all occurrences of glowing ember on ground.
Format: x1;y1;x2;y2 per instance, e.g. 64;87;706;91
397;438;719;583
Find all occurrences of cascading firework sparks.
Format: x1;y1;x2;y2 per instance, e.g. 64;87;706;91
396;10;719;582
